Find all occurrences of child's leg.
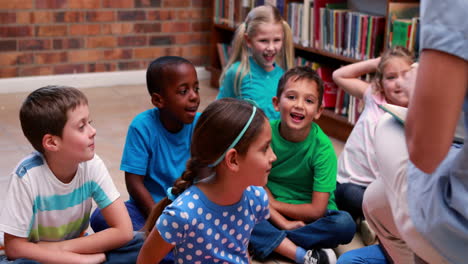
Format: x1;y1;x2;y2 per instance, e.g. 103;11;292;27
335;183;366;220
336;245;388;264
249;220;287;260
285;210;356;249
90;200;145;232
367;114;447;263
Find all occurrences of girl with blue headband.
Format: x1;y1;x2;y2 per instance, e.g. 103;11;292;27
137;98;277;264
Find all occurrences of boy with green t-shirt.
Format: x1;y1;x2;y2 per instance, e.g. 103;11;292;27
250;67;356;264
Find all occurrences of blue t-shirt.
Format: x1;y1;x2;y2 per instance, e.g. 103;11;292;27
120;108;201;203
157;185;270;264
217;57;284;120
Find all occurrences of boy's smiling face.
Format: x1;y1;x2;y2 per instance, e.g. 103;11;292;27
152;63;200;132
273;78;323;142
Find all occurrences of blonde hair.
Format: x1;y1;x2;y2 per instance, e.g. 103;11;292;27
373;46;414;94
219;5;294;96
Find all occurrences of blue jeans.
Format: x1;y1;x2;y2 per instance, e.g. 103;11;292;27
337;245;388;264
91;200;146;232
250;210;356;260
335;183;366;221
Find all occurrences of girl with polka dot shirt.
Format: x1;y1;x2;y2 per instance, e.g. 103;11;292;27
137;98;277;264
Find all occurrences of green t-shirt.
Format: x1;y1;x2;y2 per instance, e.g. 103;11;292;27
267;120;338;210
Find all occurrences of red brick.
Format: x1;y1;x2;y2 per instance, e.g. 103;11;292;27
0;12;16;24
87;63;117;73
161;22;190;33
36;0;67;9
0;52;33;66
102;0;133;8
69;0;100;8
35;52;67;64
118;61;141;70
101;23;134;34
0;40;17;52
162;0;190;8
19;39;52;51
54;64;86;75
176;9;210;20
134;23;161;33
118;10;146;21
118;36;147;47
32;11;54;23
0;26;32;38
135;0;161;8
149;35;173;46
167;46;183;56
87;36;116;48
147;10;176;21
103;49;132;60
70;24;100;36
36;25;67;37
192;21;210;32
192;0;210;8
55;11;86;23
0;0;33;9
0;67;18;78
134;47;169;59
53;38;84;49
19;66;53;77
174;32;209;45
68;50;102;63
181;45;209;58
16;12;32;24
86;11;115;22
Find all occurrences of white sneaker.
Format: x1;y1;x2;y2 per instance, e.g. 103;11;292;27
303;248;337;264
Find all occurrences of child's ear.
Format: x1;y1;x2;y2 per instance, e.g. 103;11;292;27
272;96;280;112
244;33;252;49
223;149;240;172
43;134;60;152
151;92;164;108
314;105;324;120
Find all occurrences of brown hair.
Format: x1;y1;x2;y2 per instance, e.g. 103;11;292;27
374;46;414;93
218;5;294;96
142;98;267;235
19;85;88;153
276;66;325;107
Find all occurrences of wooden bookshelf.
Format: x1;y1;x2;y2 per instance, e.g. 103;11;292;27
207;0;419;142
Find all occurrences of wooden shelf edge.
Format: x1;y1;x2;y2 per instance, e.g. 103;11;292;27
316;109;353;142
206;66;221;88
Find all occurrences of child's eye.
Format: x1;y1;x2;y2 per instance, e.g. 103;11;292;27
194;87;200;93
287;95;295;100
179;89;188;95
306;99;314;104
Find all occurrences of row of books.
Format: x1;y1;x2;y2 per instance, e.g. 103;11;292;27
386;2;420;56
213;0;286;27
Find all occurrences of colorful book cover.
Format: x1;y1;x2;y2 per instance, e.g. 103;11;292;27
313;0;347;48
317;66;338;109
386;2;420;48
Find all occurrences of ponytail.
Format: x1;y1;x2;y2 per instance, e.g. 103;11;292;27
142;157;205;236
281;20;295;70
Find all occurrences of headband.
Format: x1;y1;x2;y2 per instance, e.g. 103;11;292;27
209;106;257;167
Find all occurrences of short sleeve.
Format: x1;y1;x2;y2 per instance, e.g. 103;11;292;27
120;115;151;176
311;132;338;193
156;205;189;245
248;186;270;224
89;155;120;209
217;65;238;99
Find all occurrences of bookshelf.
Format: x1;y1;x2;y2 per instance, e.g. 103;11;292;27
207;0;419;141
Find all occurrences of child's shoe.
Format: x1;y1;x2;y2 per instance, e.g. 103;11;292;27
303;248;337;264
360;219;378;246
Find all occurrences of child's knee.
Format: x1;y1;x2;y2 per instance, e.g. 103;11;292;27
333;211;357;243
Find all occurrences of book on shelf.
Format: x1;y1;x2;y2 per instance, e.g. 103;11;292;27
386;2;420;53
216;43;231;68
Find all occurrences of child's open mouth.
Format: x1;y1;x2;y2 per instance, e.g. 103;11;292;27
290;113;304;122
263;53;275;62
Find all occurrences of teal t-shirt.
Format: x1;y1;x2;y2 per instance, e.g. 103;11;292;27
217;57;283;120
267;120;338;210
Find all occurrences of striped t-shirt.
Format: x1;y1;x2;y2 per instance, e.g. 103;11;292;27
0;152;119;244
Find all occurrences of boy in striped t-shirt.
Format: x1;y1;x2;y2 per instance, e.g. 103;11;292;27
0;86;137;264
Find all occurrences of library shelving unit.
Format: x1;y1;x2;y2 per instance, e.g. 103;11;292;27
207;0;419;142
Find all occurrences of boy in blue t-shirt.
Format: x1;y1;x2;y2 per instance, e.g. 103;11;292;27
250;67;356;264
90;56;201;234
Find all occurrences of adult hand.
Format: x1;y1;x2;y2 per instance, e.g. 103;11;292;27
398;63;418;100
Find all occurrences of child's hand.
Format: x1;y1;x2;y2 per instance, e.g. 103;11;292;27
80;253;106;264
281;219;306;230
399;63;419;100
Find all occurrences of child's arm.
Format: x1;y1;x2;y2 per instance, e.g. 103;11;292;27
137;226;174;264
125;172;155;217
4;234;105;264
37;198;133;254
270;191;330;223
268;206;306;230
332;58;380;99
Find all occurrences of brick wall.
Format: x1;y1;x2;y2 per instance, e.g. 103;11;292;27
0;0;212;78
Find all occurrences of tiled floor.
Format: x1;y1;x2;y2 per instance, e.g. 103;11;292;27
0;78;361;263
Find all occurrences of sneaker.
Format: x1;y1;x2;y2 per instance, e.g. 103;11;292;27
360;219;378;246
303;248;337;264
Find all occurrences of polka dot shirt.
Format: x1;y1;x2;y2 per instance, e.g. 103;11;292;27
156;185;270;264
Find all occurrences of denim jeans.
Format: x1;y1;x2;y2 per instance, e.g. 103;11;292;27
91;200;146;232
335;183;367;221
250;210;356;260
337;245;388;264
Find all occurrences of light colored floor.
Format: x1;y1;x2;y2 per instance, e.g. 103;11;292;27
0;78;363;263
